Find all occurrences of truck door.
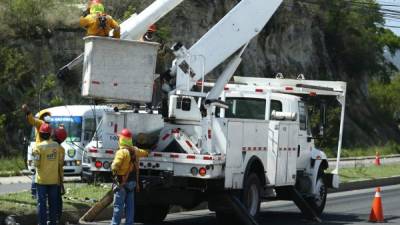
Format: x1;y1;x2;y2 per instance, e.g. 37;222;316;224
274;122;298;186
297;101;311;169
225;121;244;189
286;123;298;185
275;123;289;185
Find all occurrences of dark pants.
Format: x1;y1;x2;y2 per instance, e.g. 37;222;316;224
36;184;59;225
57;185;63;220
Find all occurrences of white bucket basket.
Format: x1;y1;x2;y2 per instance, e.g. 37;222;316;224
82;36;159;102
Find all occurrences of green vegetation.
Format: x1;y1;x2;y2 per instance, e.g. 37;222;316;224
0;183;111;224
0;155;25;176
339;163;400;183
320;0;400;78
369;75;400;120
325;142;400;158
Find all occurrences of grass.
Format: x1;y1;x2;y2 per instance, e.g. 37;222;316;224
325;142;400;158
0;183;112;225
0;155;26;176
338;163;400;183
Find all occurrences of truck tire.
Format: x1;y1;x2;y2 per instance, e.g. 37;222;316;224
306;168;327;215
216;173;261;225
135;204;169;223
242;173;262;217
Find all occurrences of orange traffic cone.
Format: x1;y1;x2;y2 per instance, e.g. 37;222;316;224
369;187;384;222
374;151;381;166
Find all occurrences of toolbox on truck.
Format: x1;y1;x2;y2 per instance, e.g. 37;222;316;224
82;36;159;102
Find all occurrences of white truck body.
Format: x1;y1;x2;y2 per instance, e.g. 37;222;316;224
77;0;348;222
82;111;164;180
27;105;113;176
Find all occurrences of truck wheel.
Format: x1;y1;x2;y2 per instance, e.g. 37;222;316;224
242;173;262;217
216;174;261;225
307;168;327;215
135;205;169;223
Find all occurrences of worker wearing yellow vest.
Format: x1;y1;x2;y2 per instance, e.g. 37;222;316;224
80;0;120;38
33;123;65;225
22;104;52;199
111;128;148;225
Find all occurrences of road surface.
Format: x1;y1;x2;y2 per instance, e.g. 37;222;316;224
0;176;81;195
94;184;400;225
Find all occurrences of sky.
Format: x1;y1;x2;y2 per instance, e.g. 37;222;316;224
378;0;400;35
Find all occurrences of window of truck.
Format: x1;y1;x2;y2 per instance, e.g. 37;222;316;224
50;116;83;142
298;101;307;130
270;100;283;117
83;118;96;142
224;98;266;120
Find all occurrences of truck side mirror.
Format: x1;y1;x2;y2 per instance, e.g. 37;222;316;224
319;124;324;137
318;100;327;137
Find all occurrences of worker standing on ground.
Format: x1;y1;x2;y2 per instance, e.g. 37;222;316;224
111;128;149;225
53;125;68;222
22;104;52;199
80;0;121;38
33;123;65;225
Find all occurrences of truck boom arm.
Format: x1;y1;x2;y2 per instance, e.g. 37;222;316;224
174;0;283;90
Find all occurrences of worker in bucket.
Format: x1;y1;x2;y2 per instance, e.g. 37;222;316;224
80;0;121;38
22;104;52;199
32;123;65;225
142;24;157;41
111;128;149;225
53;125;68;222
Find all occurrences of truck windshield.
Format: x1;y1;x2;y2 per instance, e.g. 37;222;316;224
225;98;266;120
50;116;83;142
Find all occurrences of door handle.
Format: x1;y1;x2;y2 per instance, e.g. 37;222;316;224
297;145;300;157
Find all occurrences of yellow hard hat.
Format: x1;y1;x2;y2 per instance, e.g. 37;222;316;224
38;109;51;121
90;3;105;14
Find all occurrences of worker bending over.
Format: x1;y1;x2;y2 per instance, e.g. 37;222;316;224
80;0;120;38
33;123;65;225
111;128;148;225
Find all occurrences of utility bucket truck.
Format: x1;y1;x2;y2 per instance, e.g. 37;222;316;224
78;0;347;224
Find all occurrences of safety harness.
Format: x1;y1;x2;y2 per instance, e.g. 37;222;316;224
112;146;140;193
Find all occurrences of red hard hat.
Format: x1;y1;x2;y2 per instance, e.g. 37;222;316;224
119;128;132;139
55;126;68;143
148;24;157;32
91;0;101;4
39;123;52;134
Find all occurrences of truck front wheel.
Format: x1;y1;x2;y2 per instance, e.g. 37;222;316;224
306;169;327;215
135;204;169;223
215;173;261;225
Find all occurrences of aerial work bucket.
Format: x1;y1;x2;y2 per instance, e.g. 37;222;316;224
82;36;159;102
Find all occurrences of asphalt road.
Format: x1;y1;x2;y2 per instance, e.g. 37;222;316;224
94;184;400;225
0;176;81;195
